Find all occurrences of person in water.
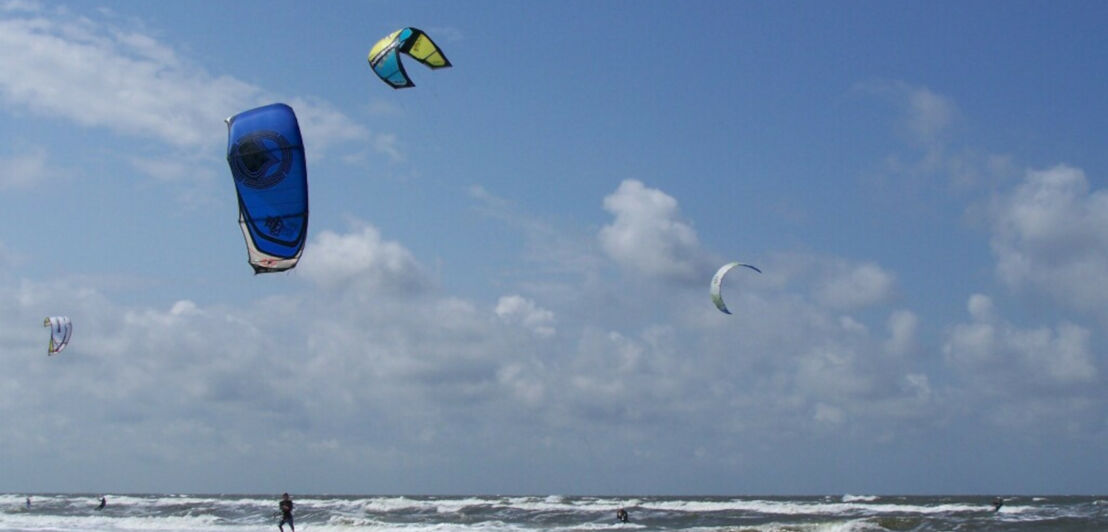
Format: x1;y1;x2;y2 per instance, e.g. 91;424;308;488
278;493;295;532
992;497;1004;512
96;497;106;510
25;497;30;509
616;507;629;522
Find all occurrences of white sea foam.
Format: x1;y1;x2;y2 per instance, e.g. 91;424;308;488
840;494;879;502
0;493;1102;531
639;496;990;516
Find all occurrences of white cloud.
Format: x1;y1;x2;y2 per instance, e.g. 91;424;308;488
1041;323;1097;383
0;8;369;163
495;295;555;337
168;299;199;316
0;12;253;148
599;179;704;280
794;344;872;401
839;315;867;334
990;164;1108;313
286;97;371;156
298;223;430;296
967;293;995;321
884;309;918;356
814;261;895;309
944;294;1097;386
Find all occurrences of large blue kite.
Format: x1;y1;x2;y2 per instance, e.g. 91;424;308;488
225;103;309;274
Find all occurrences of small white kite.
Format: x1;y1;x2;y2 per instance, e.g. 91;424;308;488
710;262;762;314
43;316;73;355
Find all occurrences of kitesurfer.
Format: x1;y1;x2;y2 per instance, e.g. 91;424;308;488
25;497;30;509
96;496;106;510
992;497;1004;512
616;507;629;522
278;492;295;531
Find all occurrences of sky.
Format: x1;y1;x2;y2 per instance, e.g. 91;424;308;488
0;0;1106;496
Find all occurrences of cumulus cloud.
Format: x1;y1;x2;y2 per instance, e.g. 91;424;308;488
298;223;430;296
599;179;705;281
944;294;1097;387
990;165;1108;314
0;283;287;435
495;295;555;337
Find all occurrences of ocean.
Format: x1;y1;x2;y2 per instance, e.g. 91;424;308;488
1;493;1105;531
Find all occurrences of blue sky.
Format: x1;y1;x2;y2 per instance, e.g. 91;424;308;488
1;0;1107;496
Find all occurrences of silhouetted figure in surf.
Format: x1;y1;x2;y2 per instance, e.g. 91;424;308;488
25;497;30;509
96;497;106;510
992;497;1004;512
278;492;295;532
616;507;629;523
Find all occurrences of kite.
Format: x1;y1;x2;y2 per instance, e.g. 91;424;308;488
225;103;309;274
710;262;762;315
43;316;72;355
368;27;452;89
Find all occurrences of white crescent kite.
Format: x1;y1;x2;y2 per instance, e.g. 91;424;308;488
710;262;762;314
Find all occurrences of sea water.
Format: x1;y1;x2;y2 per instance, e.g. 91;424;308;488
1;493;1105;531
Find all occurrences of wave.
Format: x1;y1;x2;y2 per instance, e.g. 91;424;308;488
2;493;1103;531
841;494;879;503
635;497;990;516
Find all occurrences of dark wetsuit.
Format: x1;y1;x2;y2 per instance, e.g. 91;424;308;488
279;499;294;530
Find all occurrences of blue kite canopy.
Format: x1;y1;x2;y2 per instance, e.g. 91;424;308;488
225;103;308;274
